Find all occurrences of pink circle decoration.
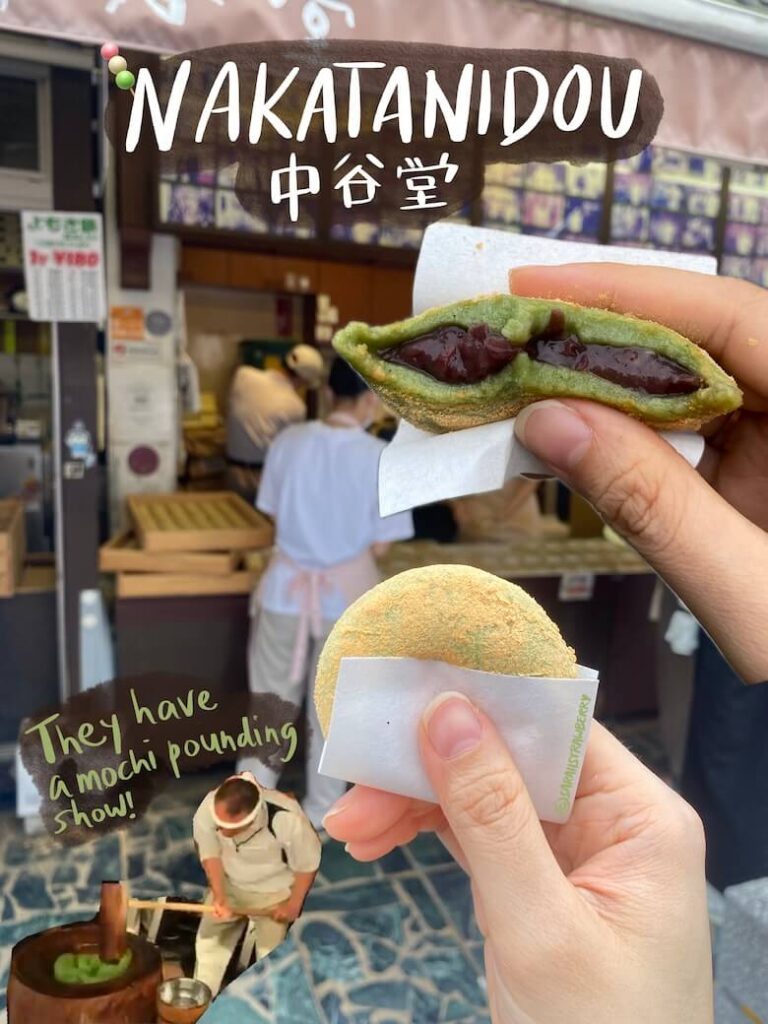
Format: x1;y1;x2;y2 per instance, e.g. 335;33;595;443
100;42;120;61
128;446;160;476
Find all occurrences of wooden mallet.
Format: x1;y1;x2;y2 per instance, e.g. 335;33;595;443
98;882;279;963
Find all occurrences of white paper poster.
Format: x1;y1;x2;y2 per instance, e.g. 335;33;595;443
21;211;107;324
108;365;177;444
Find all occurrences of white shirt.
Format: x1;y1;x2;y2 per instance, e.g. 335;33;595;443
193;788;321;894
257;420;414;620
226;366;306;463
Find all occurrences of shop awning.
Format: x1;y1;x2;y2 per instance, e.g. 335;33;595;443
1;0;767;165
544;0;768;58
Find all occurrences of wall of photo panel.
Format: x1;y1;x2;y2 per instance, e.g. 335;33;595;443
157;145;768;287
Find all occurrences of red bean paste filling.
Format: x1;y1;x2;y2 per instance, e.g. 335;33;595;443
382;309;703;395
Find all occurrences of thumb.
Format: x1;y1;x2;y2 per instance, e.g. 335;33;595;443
514;399;710;564
514;400;768;684
420;692;576;935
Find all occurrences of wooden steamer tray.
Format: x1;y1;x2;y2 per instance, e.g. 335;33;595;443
0;500;26;598
377;537;651;580
127;492;273;553
116;571;253;599
100;532;237;576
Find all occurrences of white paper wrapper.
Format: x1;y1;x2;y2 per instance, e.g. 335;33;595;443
413;223;717;315
377;225;712;516
379;419;705;516
319;658;598;824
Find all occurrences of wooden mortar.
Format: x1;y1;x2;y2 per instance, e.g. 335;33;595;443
7;921;162;1024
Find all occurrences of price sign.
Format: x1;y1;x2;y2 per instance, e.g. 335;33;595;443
22;212;107;323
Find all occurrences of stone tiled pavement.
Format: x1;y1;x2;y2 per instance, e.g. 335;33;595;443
203;834;490;1024
0;774;490;1024
0;720;669;1023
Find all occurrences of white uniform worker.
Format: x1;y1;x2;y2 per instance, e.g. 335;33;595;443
193;772;320;997
238;358;414;827
226;344;324;501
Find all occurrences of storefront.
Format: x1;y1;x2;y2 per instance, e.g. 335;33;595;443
2;0;767;741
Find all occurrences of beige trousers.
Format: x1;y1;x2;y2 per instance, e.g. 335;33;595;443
238;608;346;828
194;882;291;997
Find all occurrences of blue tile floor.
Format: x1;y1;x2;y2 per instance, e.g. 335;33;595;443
0;720;670;1023
0;772;489;1024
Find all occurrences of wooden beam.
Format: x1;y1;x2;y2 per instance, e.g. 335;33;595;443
113;51;160;289
50;66;100;698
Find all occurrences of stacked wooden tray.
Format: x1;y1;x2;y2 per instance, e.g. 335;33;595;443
378;537;650;581
102;491;273;598
0;500;26;598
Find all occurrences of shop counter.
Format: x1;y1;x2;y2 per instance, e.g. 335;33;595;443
378;539;659;719
115;592;251;696
115;538;658;718
377;537;649;579
0;566;58;751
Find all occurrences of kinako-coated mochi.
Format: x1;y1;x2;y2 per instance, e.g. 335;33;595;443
314;565;578;736
332;293;743;433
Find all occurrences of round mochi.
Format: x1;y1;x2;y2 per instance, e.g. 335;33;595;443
314;564;578;736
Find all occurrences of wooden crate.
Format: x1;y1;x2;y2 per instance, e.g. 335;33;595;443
0;500;26;598
116;571;253;599
18;563;56;593
127;491;273;553
100;531;237;576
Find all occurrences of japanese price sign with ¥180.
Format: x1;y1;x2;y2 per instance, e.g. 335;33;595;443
21;212;107;324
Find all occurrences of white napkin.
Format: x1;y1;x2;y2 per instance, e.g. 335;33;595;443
413;223;717;314
319;658;599;824
379;418;704;516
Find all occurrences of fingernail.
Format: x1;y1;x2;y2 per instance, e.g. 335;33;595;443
509;264;546;284
323;788;354;825
424;692;482;761
515;400;593;471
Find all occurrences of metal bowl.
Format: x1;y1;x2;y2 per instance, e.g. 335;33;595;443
157;977;212;1009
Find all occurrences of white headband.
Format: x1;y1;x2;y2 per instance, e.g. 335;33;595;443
212;772;262;830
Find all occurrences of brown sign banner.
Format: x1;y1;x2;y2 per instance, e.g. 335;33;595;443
19;672;301;846
104;40;662;232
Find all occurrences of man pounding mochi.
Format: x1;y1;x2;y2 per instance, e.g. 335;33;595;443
238;357;414;827
193;772;320;996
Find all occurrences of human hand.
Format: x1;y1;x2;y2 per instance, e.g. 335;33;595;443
212;899;235;921
268;897;302;924
324;692;713;1024
510;263;768;682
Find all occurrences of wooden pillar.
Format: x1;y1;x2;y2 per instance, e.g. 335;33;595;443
50;65;100;698
114;50;159;290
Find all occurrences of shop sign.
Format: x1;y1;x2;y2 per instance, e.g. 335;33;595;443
21;212;107;324
110;306;146;341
